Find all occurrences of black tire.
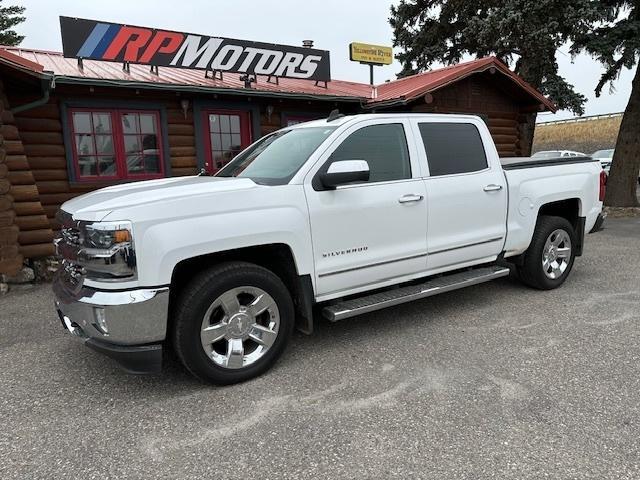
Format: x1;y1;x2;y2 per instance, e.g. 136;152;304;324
172;261;294;385
517;215;577;290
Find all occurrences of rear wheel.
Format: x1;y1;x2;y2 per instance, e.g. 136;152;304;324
517;215;577;290
173;262;294;384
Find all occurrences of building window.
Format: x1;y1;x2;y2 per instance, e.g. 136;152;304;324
69;108;165;181
202;110;252;173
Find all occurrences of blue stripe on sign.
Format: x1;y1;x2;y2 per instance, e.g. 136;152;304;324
76;23;111;58
91;24;121;58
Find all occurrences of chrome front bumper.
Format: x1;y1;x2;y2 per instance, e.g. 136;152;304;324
53;275;169;373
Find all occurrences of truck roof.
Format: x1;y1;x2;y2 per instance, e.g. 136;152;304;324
290;112;485;129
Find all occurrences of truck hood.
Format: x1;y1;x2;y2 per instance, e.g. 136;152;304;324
62;176;258;221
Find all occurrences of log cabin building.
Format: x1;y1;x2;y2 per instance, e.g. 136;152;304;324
0;48;555;276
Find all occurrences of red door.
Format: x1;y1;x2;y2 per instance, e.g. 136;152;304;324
202;110;252;174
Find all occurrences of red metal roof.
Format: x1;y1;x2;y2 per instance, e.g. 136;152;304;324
0;47;554;110
374;56;556;111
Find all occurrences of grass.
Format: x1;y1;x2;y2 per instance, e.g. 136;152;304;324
533;116;621;154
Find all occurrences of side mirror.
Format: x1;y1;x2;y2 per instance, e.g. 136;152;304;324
320;160;370;189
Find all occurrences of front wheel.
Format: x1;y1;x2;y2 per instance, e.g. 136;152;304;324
172;262;294;384
517;215;577;290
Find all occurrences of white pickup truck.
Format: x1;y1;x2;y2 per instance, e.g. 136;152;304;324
53;113;605;384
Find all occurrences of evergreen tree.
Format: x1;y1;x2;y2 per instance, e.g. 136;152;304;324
571;1;640;207
0;0;25;46
389;0;599;154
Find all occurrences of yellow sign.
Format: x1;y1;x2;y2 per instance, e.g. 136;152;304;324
349;42;393;65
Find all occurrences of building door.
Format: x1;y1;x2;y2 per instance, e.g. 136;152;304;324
202;110;252;174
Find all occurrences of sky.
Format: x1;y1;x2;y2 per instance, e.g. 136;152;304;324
12;0;635;122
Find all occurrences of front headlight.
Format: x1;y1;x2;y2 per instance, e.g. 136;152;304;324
78;221;137;281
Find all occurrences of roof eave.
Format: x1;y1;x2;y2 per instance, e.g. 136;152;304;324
52;75;366;103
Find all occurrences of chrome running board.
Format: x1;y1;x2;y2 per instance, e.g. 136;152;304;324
321;265;510;322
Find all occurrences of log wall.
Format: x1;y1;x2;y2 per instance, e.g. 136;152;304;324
0;80;53;269
409;73;527;157
0;80;22;275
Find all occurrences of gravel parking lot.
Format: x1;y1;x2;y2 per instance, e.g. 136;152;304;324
1;217;639;479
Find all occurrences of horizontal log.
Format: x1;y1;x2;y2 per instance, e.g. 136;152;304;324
49;218;61;231
24;144;66;157
33;169;69;181
171;167;198;177
14;117;62;132
14;103;60;119
18;228;54;246
13;201;45;216
488;118;518;128
4;155;30;171
491;134;518;143
0;210;16;227
34;180;70;194
166;110;194;124
170;146;196;157
3;140;25;155
19;131;64;145
0;124;20;141
15;214;51;231
168;123;195;136
489;126;519;136
27;156;67;170
0;244;19;260
0;255;23;276
168;135;195;147
7;170;35;185
0;109;14;124
9;184;39;202
0;164;7;178
0;179;10;195
0;225;19;245
19;242;55;259
0;195;14;212
39;192;78;205
171;156;197;168
43;204;59;217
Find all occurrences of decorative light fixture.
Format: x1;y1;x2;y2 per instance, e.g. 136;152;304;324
180;99;190;119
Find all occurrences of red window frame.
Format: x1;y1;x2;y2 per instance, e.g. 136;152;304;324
201;109;252;174
68;108;166;182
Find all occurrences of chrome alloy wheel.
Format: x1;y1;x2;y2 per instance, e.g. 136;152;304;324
200;286;280;369
542;229;572;280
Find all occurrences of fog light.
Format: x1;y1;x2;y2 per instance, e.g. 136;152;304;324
93;307;108;334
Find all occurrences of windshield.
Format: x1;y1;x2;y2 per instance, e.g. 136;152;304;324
532;151;562;159
216;126;337;185
592;149;614;159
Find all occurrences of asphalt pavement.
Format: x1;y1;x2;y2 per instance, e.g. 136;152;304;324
1;217;639;479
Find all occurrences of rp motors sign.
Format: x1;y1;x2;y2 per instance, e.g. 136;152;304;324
59;17;331;81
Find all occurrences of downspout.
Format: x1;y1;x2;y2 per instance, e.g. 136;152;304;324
11;75;54;114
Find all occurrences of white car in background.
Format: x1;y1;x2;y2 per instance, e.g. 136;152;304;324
532;150;587;159
591;149;614;173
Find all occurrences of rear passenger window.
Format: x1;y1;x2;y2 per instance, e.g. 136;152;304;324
329;123;411;183
418;123;488;176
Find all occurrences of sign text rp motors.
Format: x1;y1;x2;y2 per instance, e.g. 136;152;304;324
60;17;331;82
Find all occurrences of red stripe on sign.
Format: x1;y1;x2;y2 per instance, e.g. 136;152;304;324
138;31;185;63
102;26;153;62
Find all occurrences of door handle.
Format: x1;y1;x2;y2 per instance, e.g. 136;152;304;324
483;184;503;192
398;194;424;204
